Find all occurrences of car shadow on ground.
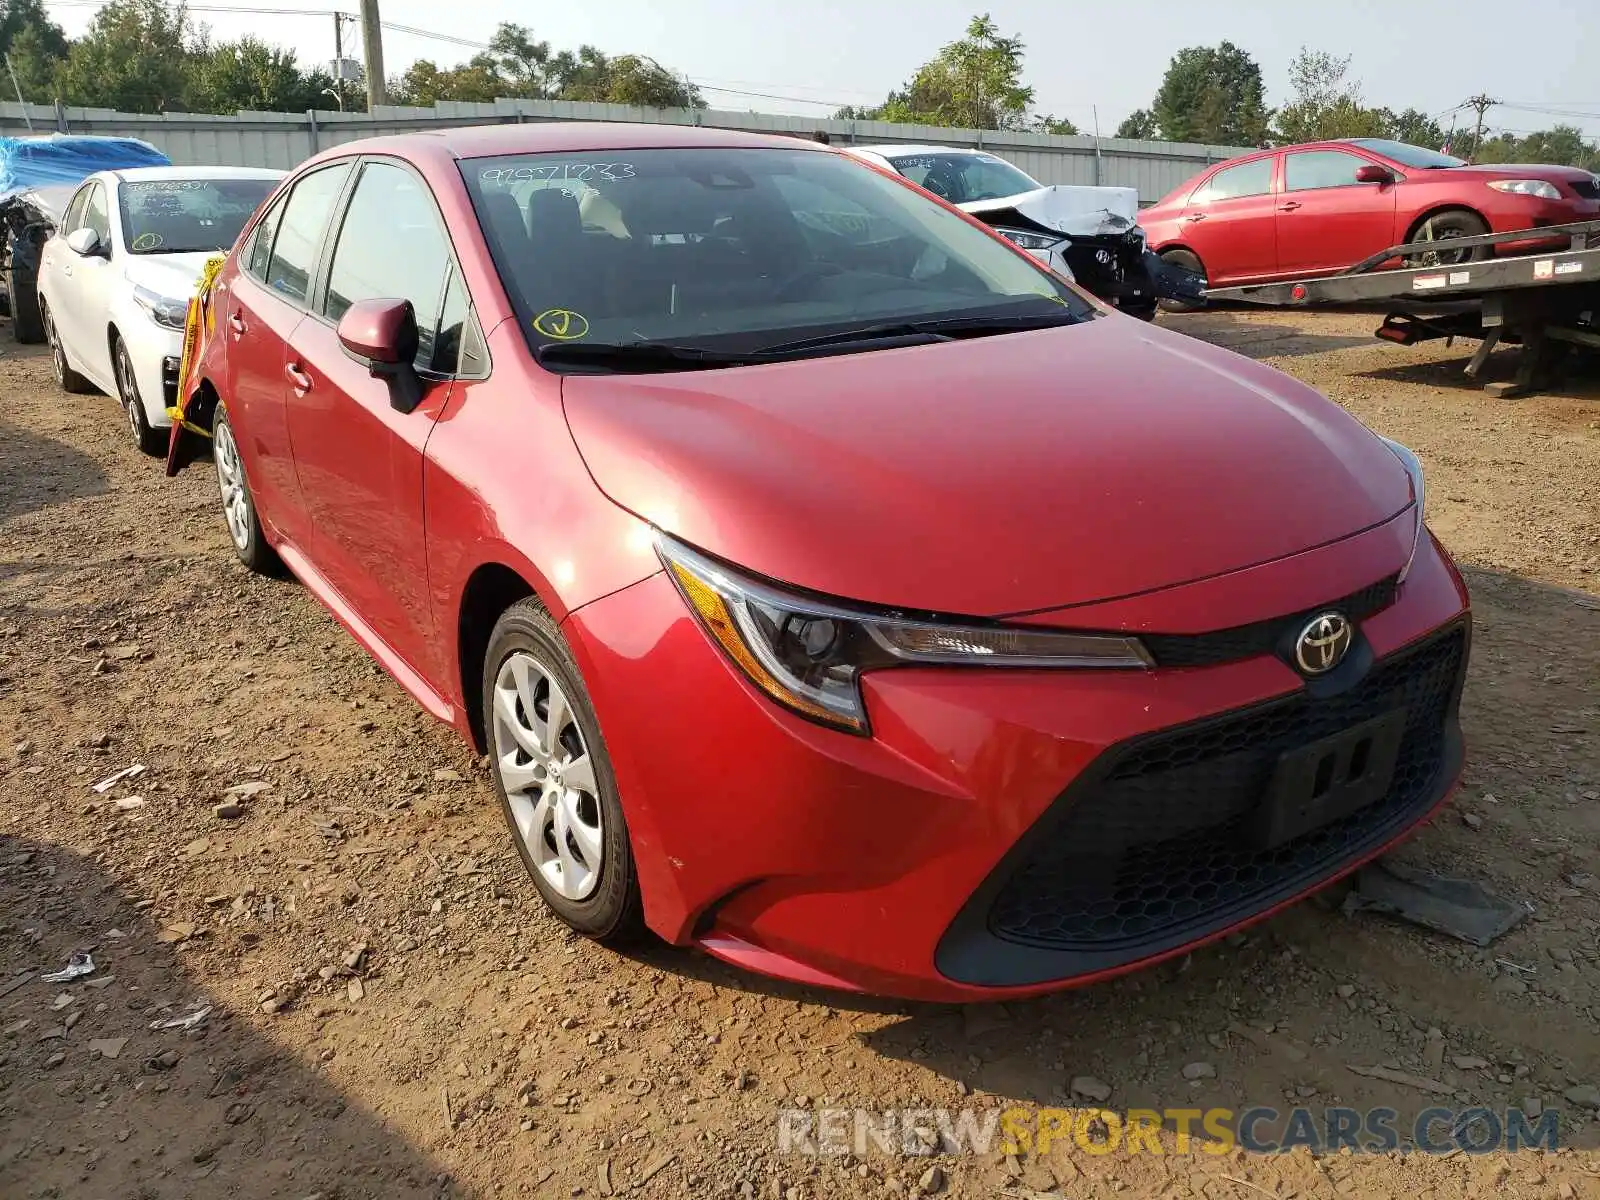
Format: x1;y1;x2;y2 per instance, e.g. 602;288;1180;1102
0;417;109;525
1160;310;1375;359
0;835;462;1199
1353;347;1600;399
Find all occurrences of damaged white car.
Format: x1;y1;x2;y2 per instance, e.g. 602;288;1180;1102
842;143;1205;320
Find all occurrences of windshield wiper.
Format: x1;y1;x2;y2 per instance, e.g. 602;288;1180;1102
756;310;1079;355
535;341;776;372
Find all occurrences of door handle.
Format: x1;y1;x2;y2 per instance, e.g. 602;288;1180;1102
1186;213;1208;223
1279;201;1303;212
228;312;246;335
63;265;73;277
284;362;313;392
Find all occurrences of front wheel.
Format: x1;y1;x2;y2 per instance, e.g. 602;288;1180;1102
213;401;281;575
1157;248;1207;313
485;599;643;944
1406;210;1490;267
113;335;166;457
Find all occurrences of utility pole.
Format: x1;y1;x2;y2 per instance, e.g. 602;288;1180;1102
330;13;348;111
360;0;386;110
1465;93;1498;163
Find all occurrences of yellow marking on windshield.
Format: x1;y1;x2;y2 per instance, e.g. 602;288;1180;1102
533;309;590;340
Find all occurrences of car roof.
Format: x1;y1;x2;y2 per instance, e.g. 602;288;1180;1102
304;121;830;164
109;166;288;183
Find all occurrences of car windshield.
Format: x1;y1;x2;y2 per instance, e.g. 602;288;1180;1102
886;151;1041;203
1348;140;1466;170
118;178;279;255
463;147;1087;364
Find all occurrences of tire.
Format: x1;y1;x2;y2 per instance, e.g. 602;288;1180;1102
484;598;643;944
42;301;94;394
113;334;167;457
212;401;282;575
1157;248;1207;313
1406;209;1489;267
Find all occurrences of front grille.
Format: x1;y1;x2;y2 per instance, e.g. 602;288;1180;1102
1142;575;1398;669
986;624;1465;953
1570;179;1599;200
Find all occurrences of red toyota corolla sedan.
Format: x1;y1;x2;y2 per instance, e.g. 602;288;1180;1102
168;123;1470;1002
1142;137;1600;289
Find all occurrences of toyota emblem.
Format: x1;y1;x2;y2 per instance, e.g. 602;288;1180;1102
1294;612;1353;676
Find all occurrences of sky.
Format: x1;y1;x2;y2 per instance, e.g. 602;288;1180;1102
46;0;1600;142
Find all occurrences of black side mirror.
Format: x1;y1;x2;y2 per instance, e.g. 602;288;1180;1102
337;298;424;414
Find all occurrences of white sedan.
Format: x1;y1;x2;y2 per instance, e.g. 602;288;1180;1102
37;166;285;454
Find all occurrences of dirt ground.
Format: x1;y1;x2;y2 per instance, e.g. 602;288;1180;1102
2;308;1599;1200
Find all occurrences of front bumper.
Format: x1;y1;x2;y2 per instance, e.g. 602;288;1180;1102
563;528;1470;1002
127;325;184;428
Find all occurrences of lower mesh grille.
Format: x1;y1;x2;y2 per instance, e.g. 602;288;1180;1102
986;625;1466;952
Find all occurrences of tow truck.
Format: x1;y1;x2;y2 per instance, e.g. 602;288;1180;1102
1205;219;1600;398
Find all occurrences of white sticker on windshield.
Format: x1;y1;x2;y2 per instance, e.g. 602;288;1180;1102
480;163;636;185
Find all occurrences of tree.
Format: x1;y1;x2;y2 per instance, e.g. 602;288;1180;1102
56;0;191;112
1115;108;1158;139
1378;107;1446;149
868;14;1037;131
388;23;701;109
187;35;333;113
1475;125;1599;170
1148;42;1270;145
1273;48;1387;143
0;0;69;102
1034;114;1078;135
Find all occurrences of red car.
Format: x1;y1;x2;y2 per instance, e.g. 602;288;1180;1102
1142;138;1600;289
170;123;1470;1002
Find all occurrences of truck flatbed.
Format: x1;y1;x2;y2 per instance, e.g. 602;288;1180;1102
1204;220;1600;398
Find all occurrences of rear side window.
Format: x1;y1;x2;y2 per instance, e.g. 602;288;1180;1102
323;161;451;367
1285;150;1370;192
1194;158;1274;203
265;163;352;304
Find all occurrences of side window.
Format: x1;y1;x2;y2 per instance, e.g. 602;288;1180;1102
1193;158;1275;203
1285;151;1371;192
61;186;91;234
245;192;288;282
82;184;111;244
323;161;451;368
265;163;352;304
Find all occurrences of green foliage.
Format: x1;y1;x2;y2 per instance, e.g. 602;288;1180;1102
1272;48;1389;143
1378;107;1446;149
1149;42;1271;145
56;0;190;112
187;35;333;114
843;14;1052;132
1115;108;1158;139
1476;125;1600;170
389;23;701;109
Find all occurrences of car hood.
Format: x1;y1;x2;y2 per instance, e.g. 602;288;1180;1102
561;316;1413;617
121;251;219;301
1443;163;1598;184
958;185;1141;238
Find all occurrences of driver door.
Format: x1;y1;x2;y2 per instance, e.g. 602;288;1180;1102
47;181;119;388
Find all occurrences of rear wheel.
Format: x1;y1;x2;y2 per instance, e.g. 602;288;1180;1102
113;334;166;457
1157;248;1207;313
213;401;281;575
1406;209;1489;267
42;302;93;394
485;599;643;944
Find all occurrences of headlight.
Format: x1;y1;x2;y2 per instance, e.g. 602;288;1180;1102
996;227;1065;251
133;284;189;330
658;535;1151;735
1379;436;1425;584
1487;179;1562;200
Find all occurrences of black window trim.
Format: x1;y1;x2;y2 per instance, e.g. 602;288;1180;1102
246;158;357;311
307;153;490;382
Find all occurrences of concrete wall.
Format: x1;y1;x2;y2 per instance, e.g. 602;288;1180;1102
0;98;1255;204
